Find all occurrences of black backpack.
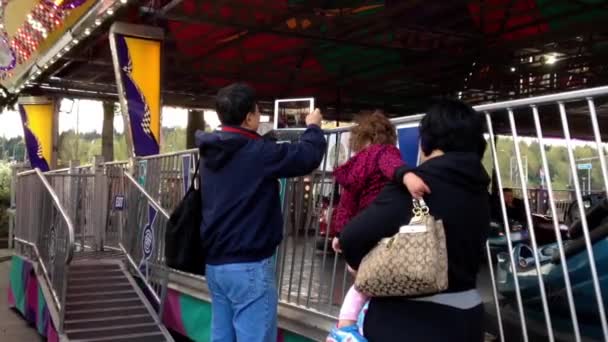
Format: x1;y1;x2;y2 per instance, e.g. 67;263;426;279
165;157;206;275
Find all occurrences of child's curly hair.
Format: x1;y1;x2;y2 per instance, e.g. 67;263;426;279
350;111;397;152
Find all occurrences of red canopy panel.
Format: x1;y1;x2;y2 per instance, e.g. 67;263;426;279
468;0;549;41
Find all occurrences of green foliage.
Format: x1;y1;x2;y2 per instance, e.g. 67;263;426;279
161;127;186;153
57;130;102;166
55;127;187;164
492;136;607;191
0;137;26;162
0;161;10;204
114;133;129;161
0;161;11;237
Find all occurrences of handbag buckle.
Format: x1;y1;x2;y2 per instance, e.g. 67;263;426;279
412;198;430;217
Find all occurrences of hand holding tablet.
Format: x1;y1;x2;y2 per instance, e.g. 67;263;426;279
274;97;315;129
306;108;322;126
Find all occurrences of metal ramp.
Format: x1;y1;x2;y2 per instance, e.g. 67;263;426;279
64;260;172;342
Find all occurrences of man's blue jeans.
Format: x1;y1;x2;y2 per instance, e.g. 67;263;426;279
206;257;278;342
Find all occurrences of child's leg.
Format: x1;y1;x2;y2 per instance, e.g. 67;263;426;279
338;285;368;328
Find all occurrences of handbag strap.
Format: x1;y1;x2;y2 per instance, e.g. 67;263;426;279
412;198;430;218
190;150;201;191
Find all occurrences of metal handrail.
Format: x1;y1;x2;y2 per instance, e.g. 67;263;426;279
122;171;172;317
123;172;171;219
17;169;37;176
273;85;608;132
18;168;77;264
101;160;129;166
475;85;608;111
138;148;199;160
34;168;76;264
46;164;94;174
267;113;424;135
13;237;61;308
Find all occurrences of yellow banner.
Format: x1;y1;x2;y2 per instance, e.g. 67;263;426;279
112;31;162;156
126;37;161;144
19;98;56;171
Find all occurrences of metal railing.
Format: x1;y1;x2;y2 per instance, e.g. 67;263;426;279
125;84;608;342
134;149;198;212
120;171;171;315
9;85;608;341
7;163;29;249
46;164;96;252
482;87;608;342
13;168;75;333
103;160;130;249
276;129;353;315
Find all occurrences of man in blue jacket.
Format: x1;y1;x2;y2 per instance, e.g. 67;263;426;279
196;83;327;342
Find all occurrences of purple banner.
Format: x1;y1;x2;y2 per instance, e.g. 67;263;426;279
18;105;50;172
114;34;159;156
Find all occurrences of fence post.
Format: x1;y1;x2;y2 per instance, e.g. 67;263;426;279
68;160;81;250
93;156;109;251
8;163;24;249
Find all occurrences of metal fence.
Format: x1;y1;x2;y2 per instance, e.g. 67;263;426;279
13;169;75;332
276;129;353;315
43;159;129;252
134;149;198;211
479;87;608;342
122;87;608;342
46;165;96;252
10;86;608;341
7;163;29;249
103;160;130;249
120;171;171;314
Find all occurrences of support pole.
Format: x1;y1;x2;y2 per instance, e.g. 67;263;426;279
186;109;205;149
102;101;115;162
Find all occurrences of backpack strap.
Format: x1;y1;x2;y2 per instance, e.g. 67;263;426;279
190;148;202;191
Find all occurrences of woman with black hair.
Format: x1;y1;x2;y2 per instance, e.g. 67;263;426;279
338;99;491;342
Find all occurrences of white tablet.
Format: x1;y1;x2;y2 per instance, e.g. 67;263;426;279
273;98;315;130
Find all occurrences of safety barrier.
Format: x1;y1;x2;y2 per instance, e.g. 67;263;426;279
480;86;608;342
134;149;198;211
118;85;608;342
13;169;76;332
10;85;608;341
101;160;129;249
7;163;28;249
46;165;96;252
118;171;171;312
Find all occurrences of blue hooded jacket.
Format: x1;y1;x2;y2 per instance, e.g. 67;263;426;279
196;125;327;265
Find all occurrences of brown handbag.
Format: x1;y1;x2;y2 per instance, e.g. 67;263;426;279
354;199;448;297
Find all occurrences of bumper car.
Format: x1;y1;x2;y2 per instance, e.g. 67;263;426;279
488;212;572;263
495;196;608;339
487;219;528;262
316;197;338;252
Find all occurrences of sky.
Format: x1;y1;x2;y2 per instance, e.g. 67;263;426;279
0;99;222;138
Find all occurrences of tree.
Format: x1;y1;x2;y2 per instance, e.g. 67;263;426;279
527;141;542;186
57;130;103;166
0;137;25;162
0;161;10;237
545;145;570;189
161;127;186;153
0;161;10;204
113;133;129;161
